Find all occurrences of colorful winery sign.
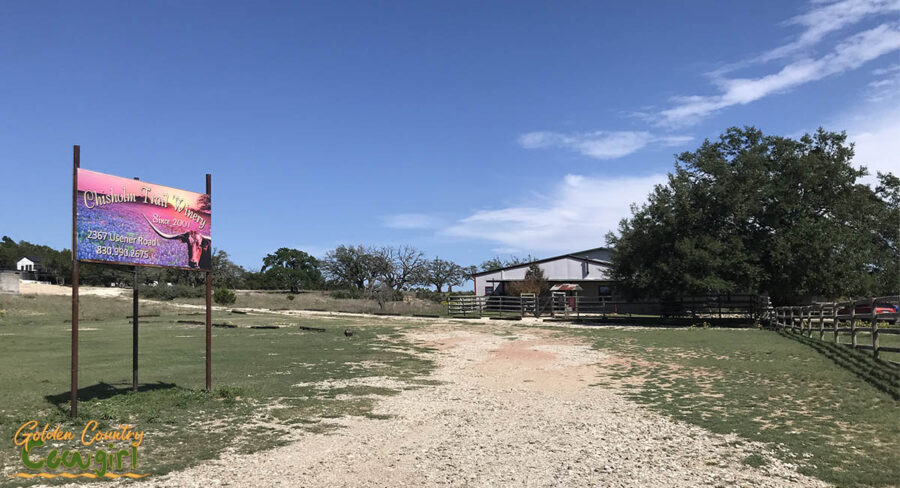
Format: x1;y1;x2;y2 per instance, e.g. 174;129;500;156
76;169;212;270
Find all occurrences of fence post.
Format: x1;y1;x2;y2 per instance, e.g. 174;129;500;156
833;304;839;344
871;298;879;360
818;304;825;341
802;306;808;335
806;307;813;337
800;307;806;335
850;303;857;348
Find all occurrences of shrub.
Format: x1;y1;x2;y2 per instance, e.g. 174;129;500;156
286;294;295;301
331;288;363;299
139;284;204;300
213;287;236;306
414;288;445;303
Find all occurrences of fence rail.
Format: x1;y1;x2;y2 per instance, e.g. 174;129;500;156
448;294;769;321
769;296;900;363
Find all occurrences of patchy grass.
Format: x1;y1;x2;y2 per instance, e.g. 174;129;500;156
0;294;433;486
174;290;447;316
556;326;900;487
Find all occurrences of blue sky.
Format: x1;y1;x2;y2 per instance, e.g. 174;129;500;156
1;0;897;271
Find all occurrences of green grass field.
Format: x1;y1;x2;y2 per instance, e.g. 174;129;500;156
0;294;434;486
177;289;447;316
556;326;900;487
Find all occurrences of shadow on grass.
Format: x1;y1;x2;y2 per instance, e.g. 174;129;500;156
776;330;899;400
45;381;178;407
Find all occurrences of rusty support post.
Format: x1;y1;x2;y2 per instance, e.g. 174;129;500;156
71;145;80;417
205;173;212;391
133;177;140;392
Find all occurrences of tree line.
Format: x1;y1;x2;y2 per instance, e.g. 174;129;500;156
0;238;521;297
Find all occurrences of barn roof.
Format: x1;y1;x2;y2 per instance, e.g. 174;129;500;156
471;247;611;277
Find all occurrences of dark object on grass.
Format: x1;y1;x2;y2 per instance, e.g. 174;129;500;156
299;325;326;332
344;329;353;337
126;314;160;319
181;320;237;328
251;325;279;329
231;309;248;314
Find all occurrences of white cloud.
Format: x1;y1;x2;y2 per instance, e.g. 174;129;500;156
490;247;523;255
518;130;692;159
867;63;900;101
444;173;666;252
763;0;900;62
661;22;900;126
845;106;900;186
382;213;441;229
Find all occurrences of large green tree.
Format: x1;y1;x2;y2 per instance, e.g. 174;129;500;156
607;127;899;304
261;248;323;293
321;245;382;290
211;249;248;289
422;257;467;293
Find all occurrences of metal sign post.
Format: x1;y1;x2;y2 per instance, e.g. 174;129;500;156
205;173;212;391
71;146;80;417
133;176;140;393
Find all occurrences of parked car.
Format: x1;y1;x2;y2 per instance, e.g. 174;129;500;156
836;303;899;321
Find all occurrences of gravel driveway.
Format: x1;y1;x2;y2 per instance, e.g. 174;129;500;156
109;323;827;487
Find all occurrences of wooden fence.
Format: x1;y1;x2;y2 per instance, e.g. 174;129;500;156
769;296;900;364
448;294;769;322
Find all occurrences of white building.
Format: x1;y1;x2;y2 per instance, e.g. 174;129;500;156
16;257;42;272
472;247;615;298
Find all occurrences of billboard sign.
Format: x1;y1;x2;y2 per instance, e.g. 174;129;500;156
76;169;211;270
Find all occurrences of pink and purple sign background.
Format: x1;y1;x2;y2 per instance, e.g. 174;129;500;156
76;168;212;270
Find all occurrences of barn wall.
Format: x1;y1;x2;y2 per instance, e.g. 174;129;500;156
474;257;613;296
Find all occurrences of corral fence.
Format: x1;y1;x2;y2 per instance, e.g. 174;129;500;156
448;293;769;323
768;296;900;365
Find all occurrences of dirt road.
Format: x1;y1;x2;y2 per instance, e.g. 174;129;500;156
127;324;825;487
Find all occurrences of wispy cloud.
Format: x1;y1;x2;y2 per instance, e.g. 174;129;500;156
660;22;900;126
382;213;441;230
762;0;900;62
445;174;665;252
867;63;900;101
518;130;692;159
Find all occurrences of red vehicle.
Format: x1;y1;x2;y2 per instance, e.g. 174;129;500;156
836;303;899;317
